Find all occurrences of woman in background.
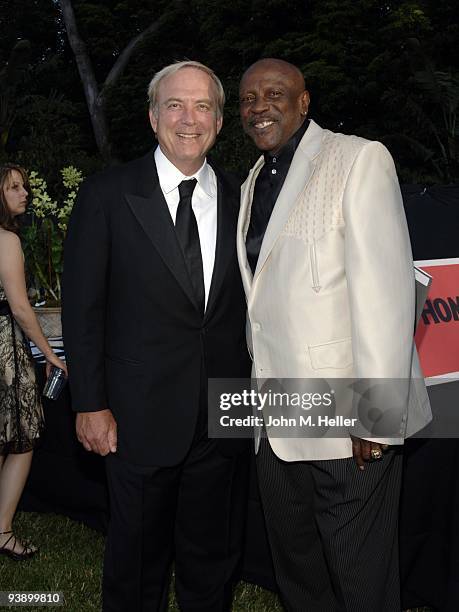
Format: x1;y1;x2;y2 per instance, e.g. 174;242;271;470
0;163;67;560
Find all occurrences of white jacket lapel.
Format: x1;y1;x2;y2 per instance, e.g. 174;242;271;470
237;156;264;296
253;120;324;283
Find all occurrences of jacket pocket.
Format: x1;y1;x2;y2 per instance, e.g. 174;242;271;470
105;354;143;367
309;242;321;293
308;337;353;370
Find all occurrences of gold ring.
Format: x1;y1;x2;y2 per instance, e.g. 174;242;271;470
371;449;382;460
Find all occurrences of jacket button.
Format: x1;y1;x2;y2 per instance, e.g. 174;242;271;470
253;322;261;332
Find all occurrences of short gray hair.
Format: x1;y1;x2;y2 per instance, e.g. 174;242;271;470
147;60;225;118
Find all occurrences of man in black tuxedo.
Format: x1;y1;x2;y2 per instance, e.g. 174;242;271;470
62;61;250;611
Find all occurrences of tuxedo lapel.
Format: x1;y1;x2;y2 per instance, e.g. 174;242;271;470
237;158;264;296
125;154;199;311
204;167;237;321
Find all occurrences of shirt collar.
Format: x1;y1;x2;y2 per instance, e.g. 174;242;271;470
154;146;213;197
263;119;309;164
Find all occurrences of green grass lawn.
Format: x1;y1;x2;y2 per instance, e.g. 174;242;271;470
0;512;282;611
0;512;431;612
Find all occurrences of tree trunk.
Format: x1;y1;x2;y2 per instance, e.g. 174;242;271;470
58;0;113;161
58;0;172;163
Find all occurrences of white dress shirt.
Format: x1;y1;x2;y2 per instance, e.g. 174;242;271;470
154;146;217;309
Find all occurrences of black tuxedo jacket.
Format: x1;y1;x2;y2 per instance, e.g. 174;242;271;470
62;151;250;466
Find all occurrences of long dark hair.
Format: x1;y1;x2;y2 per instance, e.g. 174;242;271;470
0;163;30;233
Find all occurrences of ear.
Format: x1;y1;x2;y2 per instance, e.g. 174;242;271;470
300;91;310;116
148;108;157;134
216;115;223;135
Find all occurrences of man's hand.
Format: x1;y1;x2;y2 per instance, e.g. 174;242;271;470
76;409;117;456
351;436;388;471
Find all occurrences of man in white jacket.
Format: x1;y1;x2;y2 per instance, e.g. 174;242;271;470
237;58;431;612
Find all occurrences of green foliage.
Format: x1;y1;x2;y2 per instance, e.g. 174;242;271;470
1;0;458;183
382;37;459;182
21;166;84;304
0;39;31;155
12;92;88;179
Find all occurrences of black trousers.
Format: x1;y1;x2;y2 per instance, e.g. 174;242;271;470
102;406;247;612
257;438;403;612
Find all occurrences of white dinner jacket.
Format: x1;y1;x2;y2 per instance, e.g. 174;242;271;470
237;119;432;461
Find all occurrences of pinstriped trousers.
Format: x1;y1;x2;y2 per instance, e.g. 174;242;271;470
256;438;403;612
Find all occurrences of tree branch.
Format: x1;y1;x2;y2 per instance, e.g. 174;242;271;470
103;21;162;93
102;0;186;94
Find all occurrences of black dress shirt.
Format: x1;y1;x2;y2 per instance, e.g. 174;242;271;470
246;119;309;275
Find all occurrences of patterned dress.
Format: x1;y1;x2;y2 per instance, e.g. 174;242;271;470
0;280;44;454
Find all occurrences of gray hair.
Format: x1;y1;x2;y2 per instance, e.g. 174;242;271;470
147;60;225;118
